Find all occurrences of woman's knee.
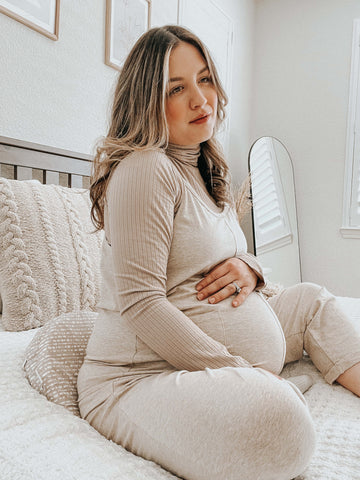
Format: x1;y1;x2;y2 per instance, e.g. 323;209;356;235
299;281;324;296
285;282;332;318
282;282;323;302
187;368;316;480
212;369;315;480
234;371;316;479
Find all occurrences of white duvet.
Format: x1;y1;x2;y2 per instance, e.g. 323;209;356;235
1;297;360;480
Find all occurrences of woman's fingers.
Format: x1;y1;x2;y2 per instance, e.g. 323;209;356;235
203;283;238;304
205;285;253;307
195;261;228;293
196;273;233;300
232;286;252;307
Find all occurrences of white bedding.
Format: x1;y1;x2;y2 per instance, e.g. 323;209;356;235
0;297;360;480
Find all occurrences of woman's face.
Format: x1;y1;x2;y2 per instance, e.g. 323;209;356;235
165;42;218;146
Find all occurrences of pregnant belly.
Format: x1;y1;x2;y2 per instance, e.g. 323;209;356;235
173;291;286;375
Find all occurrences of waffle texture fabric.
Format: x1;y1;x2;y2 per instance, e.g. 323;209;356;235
24;310;97;416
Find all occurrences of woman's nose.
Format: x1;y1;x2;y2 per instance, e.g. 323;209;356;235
189;85;207;109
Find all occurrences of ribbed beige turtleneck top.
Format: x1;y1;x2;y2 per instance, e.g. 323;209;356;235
82;145;286;386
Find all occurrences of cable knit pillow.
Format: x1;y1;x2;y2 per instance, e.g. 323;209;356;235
0;178;103;331
24;310;97;416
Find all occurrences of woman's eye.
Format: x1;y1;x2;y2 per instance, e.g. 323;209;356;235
200;76;212;84
169;85;183;96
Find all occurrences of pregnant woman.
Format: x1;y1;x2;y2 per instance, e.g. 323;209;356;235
77;25;360;480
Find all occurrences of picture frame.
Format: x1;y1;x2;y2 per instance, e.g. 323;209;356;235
105;0;151;71
0;0;60;41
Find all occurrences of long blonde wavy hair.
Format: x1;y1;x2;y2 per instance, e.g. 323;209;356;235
90;25;230;230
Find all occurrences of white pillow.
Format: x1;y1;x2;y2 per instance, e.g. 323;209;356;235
0;178;103;331
24;310;96;416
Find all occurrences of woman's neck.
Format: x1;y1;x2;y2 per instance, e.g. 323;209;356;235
166;143;201;167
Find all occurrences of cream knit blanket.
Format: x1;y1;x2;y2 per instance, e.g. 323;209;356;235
0;296;359;480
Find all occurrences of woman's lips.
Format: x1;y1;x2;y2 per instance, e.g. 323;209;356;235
190;114;210;124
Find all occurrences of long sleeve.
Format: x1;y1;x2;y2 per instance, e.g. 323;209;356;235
237;252;266;290
106;150;251;371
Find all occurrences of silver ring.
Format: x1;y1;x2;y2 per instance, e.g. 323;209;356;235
232;281;241;295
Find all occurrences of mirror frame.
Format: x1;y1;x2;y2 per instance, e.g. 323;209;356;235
248;136;302;282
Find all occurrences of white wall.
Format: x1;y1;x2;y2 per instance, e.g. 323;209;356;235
212;0;256;250
221;0;255;181
0;1;116;155
252;0;360;297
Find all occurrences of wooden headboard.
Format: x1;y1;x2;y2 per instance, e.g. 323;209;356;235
0;136;93;189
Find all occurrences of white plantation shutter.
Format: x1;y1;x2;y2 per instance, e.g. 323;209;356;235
342;19;360;236
350;153;360;224
350;70;360;225
250;138;292;254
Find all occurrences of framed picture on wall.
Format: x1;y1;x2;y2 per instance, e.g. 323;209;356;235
105;0;151;71
0;0;60;41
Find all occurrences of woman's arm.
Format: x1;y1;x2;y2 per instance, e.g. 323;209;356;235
236;252;265;289
107;150;251;371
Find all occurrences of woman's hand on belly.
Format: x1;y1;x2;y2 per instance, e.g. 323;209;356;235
195;257;258;307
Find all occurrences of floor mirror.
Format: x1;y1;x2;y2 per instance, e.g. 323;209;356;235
248;137;301;286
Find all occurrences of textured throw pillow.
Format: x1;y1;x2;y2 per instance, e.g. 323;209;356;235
24;310;97;416
0;178;104;331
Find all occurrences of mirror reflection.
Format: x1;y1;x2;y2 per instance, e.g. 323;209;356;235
248;137;301;287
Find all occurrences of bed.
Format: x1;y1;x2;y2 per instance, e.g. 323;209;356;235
0;136;359;480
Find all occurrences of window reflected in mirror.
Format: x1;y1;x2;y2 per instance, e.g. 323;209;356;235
249;137;301;287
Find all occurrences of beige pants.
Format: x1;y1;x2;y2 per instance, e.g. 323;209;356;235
79;283;360;480
268;282;360;383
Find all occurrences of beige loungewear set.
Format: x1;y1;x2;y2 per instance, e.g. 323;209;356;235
77;145;360;480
